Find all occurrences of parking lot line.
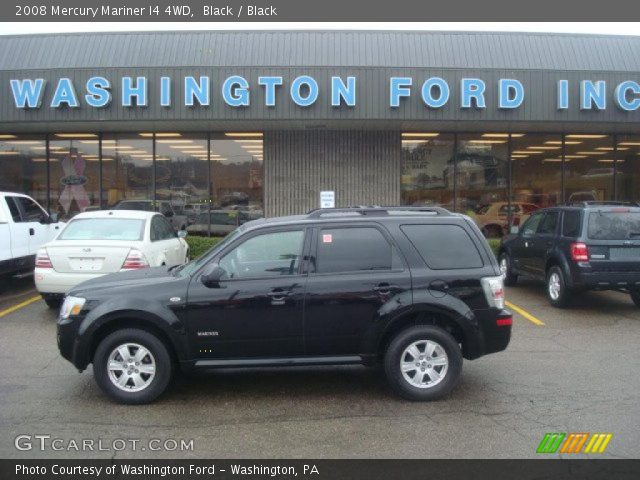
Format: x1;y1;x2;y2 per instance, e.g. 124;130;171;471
505;300;545;326
0;295;41;319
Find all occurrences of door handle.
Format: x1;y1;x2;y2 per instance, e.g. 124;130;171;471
29;228;35;236
267;288;290;300
429;280;449;291
373;283;399;294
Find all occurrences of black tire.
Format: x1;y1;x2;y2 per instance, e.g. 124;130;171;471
42;295;62;309
630;289;640;307
384;325;462;401
499;252;518;286
546;265;572;308
93;328;173;404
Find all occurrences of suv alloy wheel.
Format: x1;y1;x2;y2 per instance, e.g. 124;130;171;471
93;328;173;404
384;325;462;401
546;265;572;308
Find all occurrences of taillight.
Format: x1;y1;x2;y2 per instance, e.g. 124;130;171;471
570;242;589;262
481;276;505;309
121;249;149;270
496;316;513;327
35;250;53;269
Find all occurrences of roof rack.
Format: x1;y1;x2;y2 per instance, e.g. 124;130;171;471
306;205;451;218
565;201;640;207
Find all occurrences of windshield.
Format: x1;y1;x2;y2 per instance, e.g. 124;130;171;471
59;218;145;241
588;211;640;240
175;229;242;277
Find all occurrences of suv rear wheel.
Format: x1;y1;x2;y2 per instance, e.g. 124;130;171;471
630;289;640;307
546;265;572;308
499;252;518;286
93;328;173;404
384;325;462;401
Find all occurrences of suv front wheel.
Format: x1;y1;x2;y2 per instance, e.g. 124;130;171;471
93;328;173;404
384;325;462;401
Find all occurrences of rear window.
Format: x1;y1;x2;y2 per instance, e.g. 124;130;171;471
316;227;403;274
401;224;483;269
562;211;582;237
587;211;640;240
60;218;145;241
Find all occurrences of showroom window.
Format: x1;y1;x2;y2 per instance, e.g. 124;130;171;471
615;135;640;203
401;133;454;208
49;134;101;219
101;134;154;208
153;133;209;222
456;134;509;237
210;133;264;222
510;134;562;230
564;134;614;203
0;134;48;208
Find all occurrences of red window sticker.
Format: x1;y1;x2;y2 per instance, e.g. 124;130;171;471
322;234;333;243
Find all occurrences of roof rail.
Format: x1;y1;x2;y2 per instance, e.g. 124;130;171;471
565;201;639;207
306;205;451;218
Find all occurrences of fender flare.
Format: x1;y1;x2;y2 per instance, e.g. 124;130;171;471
74;301;188;370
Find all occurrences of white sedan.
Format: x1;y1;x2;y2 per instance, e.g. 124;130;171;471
35;210;189;308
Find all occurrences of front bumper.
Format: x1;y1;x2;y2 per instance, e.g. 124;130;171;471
57;316;81;366
35;268;106;294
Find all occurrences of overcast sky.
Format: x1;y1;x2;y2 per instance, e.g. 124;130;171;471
1;22;640;36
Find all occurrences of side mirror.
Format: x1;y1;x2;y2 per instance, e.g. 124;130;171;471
509;225;519;235
39;213;49;225
201;266;226;288
177;230;188;238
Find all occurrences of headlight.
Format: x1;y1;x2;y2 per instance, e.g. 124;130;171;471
59;296;86;319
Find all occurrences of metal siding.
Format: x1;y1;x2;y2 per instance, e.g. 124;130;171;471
265;130;400;216
3;31;640;71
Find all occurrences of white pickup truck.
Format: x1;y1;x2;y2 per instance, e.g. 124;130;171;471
0;192;64;278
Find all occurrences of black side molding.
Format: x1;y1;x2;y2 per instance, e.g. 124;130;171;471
194;356;362;369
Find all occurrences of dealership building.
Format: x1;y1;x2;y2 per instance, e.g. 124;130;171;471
0;30;639;230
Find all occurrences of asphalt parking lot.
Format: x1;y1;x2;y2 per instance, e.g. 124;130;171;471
0;276;638;459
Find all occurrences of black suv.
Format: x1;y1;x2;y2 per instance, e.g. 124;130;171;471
499;202;640;308
57;207;512;404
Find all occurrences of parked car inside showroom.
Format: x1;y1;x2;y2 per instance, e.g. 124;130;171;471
35;210;189;308
474;201;539;238
186;210;249;236
112;200;189;231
